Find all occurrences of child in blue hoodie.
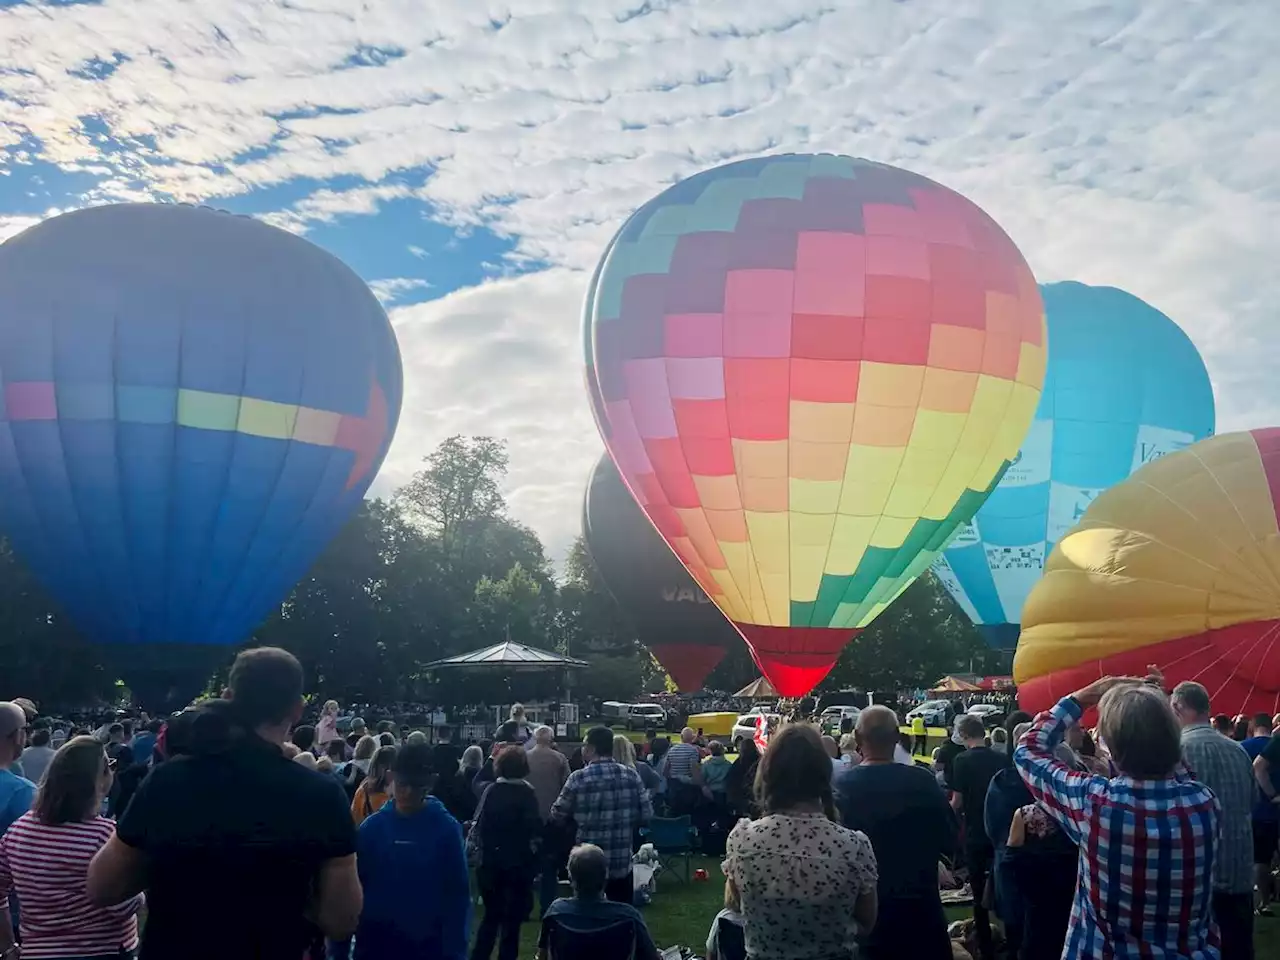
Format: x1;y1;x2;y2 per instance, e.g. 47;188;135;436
354;741;471;960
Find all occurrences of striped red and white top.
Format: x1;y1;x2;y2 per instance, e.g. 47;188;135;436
0;811;142;958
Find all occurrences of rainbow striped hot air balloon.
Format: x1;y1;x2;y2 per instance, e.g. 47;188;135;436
1015;428;1280;716
585;154;1046;696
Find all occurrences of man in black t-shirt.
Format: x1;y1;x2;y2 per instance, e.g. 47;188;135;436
947;713;1006;960
88;647;362;959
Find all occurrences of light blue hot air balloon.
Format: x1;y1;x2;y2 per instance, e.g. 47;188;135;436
931;281;1215;650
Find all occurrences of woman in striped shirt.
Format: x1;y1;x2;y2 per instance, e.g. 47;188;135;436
0;736;144;959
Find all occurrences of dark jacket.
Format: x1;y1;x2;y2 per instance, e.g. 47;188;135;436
474;779;542;878
983;766;1035;932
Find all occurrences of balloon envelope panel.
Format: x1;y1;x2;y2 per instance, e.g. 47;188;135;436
0;204;403;663
584;154;1045;695
933;282;1215;649
583;453;741;691
1014;428;1280;715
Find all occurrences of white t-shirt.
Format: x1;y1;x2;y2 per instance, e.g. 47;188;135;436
893;743;915;766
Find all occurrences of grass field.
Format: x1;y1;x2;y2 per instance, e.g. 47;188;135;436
477;855;1280;957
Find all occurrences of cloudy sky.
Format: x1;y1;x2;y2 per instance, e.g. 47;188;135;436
1;0;1276;563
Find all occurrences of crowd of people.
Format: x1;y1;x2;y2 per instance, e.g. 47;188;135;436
0;651;1275;959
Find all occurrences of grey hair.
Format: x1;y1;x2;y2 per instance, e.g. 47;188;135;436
534;725;555;745
567;843;608;898
1097;683;1182;779
1012;722;1032;743
856;705;900;757
460;744;484;772
1170;681;1211;718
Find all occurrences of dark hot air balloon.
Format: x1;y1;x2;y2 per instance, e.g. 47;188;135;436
583;452;741;691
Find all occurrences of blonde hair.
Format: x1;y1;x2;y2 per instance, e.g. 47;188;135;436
724;877;741;911
293;752;317;770
510;703;526;722
354;735;378;761
838;733;858;755
612;734;637;768
323;700;339;715
316;756;334;773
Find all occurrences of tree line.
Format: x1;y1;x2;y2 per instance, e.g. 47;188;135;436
0;435;1003;708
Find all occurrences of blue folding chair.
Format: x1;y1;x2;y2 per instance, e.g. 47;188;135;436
641;814;697;882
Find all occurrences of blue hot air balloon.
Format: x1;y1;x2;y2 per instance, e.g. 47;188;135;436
0;204;403;705
931;281;1215;649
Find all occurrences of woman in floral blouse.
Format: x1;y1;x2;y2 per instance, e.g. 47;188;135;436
723;724;878;959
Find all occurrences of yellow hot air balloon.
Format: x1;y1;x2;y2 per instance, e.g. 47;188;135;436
1015;428;1280;716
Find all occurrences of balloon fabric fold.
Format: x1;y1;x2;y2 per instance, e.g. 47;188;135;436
584;154;1046;695
1014;428;1280;716
933;282;1216;649
0;204;403;704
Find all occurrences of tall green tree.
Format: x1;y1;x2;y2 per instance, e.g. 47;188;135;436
819;574;989;694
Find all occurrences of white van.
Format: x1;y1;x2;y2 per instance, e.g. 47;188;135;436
601;701;667;731
625;703;667;731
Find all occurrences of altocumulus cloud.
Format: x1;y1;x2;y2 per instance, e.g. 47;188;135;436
0;0;1277;558
377;269;599;558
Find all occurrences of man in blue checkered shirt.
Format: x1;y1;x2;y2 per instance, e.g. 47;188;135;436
551;726;652;904
1173;681;1256;960
1014;670;1221;960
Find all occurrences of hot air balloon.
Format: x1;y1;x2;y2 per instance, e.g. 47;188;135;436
932;282;1216;650
1015;428;1280;716
0;204;402;708
583;452;741;691
584;154;1046;696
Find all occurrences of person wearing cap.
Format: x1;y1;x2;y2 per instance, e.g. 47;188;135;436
354;741;470;959
0;704;34;835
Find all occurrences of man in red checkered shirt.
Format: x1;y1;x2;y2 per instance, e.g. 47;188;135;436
1014;670;1220;960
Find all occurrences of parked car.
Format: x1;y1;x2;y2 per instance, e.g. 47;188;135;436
731;713;780;752
625;703;667;731
819;705;862;734
601;701;668;731
905;700;953;727
966;703;1006;728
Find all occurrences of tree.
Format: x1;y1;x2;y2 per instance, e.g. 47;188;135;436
0;540;115;704
470;562;554;650
819;574;989;694
555;536;636;658
395;435;509;553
